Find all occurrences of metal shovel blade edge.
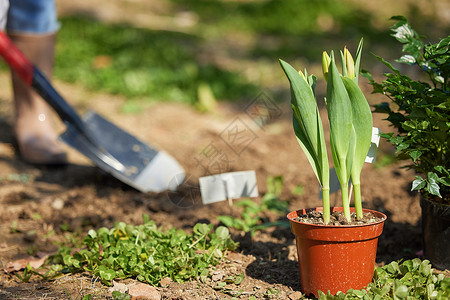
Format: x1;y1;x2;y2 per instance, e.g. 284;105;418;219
60;110;185;193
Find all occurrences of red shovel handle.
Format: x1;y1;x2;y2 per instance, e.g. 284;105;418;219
0;31;34;85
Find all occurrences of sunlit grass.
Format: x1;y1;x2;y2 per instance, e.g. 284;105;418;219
55;16;257;104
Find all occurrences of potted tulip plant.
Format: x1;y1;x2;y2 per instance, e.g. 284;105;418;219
364;17;450;270
279;39;387;297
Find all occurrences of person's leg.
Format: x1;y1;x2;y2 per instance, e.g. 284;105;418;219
7;0;67;165
0;0;8;30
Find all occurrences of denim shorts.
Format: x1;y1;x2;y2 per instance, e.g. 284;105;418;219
6;0;60;34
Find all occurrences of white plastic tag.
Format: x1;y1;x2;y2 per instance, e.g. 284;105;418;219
319;167;351;199
199;171;259;205
319;127;381;198
365;127;380;163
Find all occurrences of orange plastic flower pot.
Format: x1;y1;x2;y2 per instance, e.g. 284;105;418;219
287;207;387;297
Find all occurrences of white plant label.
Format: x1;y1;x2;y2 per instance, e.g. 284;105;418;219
199;171;259;205
319;167;351;199
365;127;380;163
319;127;380;198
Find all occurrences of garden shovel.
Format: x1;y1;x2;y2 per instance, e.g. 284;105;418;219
0;31;185;193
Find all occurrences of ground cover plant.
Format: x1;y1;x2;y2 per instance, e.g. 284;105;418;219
315;259;450;299
364;17;450;203
49;216;238;286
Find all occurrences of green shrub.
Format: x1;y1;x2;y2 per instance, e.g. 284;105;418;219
364;17;450;202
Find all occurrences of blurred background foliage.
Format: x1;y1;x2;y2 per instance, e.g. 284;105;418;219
55;16;257;104
3;0;450;106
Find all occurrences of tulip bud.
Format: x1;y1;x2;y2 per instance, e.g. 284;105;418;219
344;46;355;79
298;69;307;80
322;51;331;81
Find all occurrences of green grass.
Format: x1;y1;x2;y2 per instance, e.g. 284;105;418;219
54;16;257;104
51;1;395;106
169;0;395;60
172;0;362;36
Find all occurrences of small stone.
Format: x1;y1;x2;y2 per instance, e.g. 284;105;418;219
337;213;349;225
227;252;242;264
159;277;172;287
289;291;303;300
51;198;65;210
110;281;128;294
128;282;161;300
211;270;225;281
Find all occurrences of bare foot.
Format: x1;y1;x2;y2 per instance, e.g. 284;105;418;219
9;33;67;165
14;98;67;165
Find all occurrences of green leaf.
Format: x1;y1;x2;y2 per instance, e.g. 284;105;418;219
326;53;353;219
235;198;258;208
217;216;234;228
101;269;116;281
352;289;365;298
87;229;97;239
373;54;401;74
353;38;364;83
193;223;211;235
391;21;416;43
212;248;222;258
292;185;304;195
279;59;329;190
386;261;400;274
327;55;353;177
342;76;372;182
380;284;391;296
427;177;442;197
412;177;426;191
419;259;432;275
395;284;409;298
112;291;130;300
235;272;245;285
214;281;226;290
215;226;229;240
437;177;450;187
267;175;283;196
409;150;422;162
397;55;416;64
292;115;329;188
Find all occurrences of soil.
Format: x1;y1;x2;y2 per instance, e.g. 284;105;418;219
292;211;384;226
1;1;449;299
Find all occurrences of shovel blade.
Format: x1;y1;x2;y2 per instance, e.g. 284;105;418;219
60;110;185;193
